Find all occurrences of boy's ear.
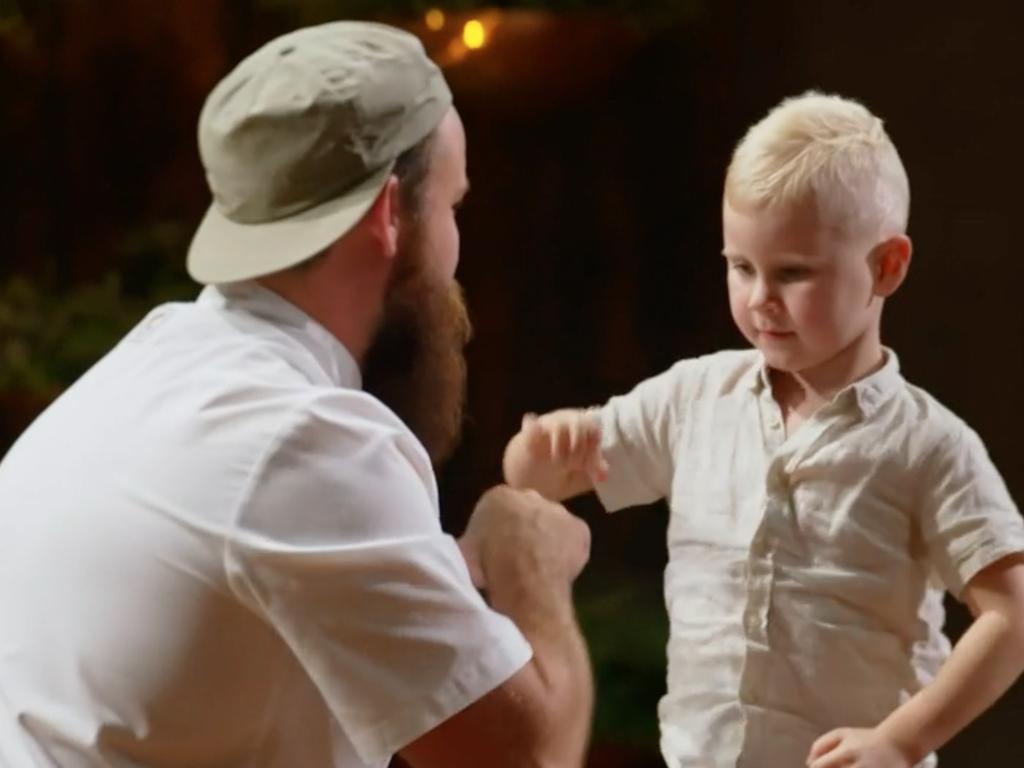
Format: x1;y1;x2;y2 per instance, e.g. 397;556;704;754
363;175;401;261
871;235;912;297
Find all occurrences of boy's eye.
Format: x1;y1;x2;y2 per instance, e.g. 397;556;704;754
777;266;812;282
729;261;755;276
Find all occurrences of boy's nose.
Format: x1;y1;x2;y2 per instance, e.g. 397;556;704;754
747;278;773;309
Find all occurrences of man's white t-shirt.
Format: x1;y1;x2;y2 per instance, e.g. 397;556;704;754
0;282;532;768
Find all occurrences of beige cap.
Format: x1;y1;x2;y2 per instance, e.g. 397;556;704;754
187;22;452;285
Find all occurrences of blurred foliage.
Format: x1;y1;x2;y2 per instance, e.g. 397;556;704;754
0;222;195;397
576;571;667;749
0;273;141;396
0;0;25;40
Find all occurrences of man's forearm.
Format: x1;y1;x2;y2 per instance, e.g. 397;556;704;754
456;485;594;765
877;609;1024;763
485;561;594;766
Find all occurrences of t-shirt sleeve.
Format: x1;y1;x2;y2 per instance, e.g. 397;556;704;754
595;360;690;513
919;423;1024;598
223;393;532;766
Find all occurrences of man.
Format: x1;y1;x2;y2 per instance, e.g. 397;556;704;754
0;22;593;768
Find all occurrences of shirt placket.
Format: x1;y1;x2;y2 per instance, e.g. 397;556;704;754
736;389;790;764
748;390;789;634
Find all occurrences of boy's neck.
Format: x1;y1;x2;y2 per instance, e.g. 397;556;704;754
771;331;885;417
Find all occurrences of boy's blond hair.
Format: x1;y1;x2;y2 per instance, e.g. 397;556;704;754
725;91;910;240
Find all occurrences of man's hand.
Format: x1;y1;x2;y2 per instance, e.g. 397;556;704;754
807;728;914;768
456;537;487;590
459;485;590;590
407;484;595;768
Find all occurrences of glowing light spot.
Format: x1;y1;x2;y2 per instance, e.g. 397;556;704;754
425;9;445;31
463;19;486;49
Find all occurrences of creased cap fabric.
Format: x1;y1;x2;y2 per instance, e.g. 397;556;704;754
187;21;452;285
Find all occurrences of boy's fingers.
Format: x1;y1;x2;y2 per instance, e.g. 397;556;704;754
553;423;571;460
807;751;847;768
583;427;608;478
807;730;844;761
567;416;583;458
521;413;539;443
585;449;609;483
521;413;551;454
524;411;597;467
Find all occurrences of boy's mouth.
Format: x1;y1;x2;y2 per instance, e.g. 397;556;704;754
757;329;795;340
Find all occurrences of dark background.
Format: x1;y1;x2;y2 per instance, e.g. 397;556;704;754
2;1;1022;765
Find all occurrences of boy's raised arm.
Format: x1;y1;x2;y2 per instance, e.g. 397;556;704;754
503;410;607;502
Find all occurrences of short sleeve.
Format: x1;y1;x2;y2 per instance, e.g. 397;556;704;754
919;423;1024;598
224;392;533;766
596;360;690;512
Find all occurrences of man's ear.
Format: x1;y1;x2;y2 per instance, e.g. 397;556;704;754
872;235;912;297
364;175;401;260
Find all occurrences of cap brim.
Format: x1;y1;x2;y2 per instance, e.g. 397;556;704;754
186;163;393;285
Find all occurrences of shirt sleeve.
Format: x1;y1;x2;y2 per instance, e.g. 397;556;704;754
919;422;1024;598
595;360;690;512
223;392;533;766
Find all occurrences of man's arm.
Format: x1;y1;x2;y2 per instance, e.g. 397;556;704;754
400;486;594;768
808;553;1024;768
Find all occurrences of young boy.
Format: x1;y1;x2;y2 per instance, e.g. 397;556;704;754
503;92;1024;767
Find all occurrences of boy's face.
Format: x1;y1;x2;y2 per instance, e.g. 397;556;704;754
721;195;883;377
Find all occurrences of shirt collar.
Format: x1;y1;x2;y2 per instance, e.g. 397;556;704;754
743;357;772;394
197;282;362;389
742;347;902;418
847;348;901;417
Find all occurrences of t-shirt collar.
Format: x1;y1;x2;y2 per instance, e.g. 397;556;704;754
197;282;362;389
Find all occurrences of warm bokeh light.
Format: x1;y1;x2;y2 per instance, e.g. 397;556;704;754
463;19;486;49
425;8;445;31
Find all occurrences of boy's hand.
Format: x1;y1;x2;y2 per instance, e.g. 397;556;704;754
520;409;609;483
807;728;914;768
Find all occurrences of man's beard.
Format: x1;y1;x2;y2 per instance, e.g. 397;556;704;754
360;236;472;467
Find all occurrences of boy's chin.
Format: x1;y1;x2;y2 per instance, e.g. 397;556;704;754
755;344;810;374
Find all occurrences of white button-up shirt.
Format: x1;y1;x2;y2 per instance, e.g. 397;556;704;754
0;283;531;768
596;349;1024;768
